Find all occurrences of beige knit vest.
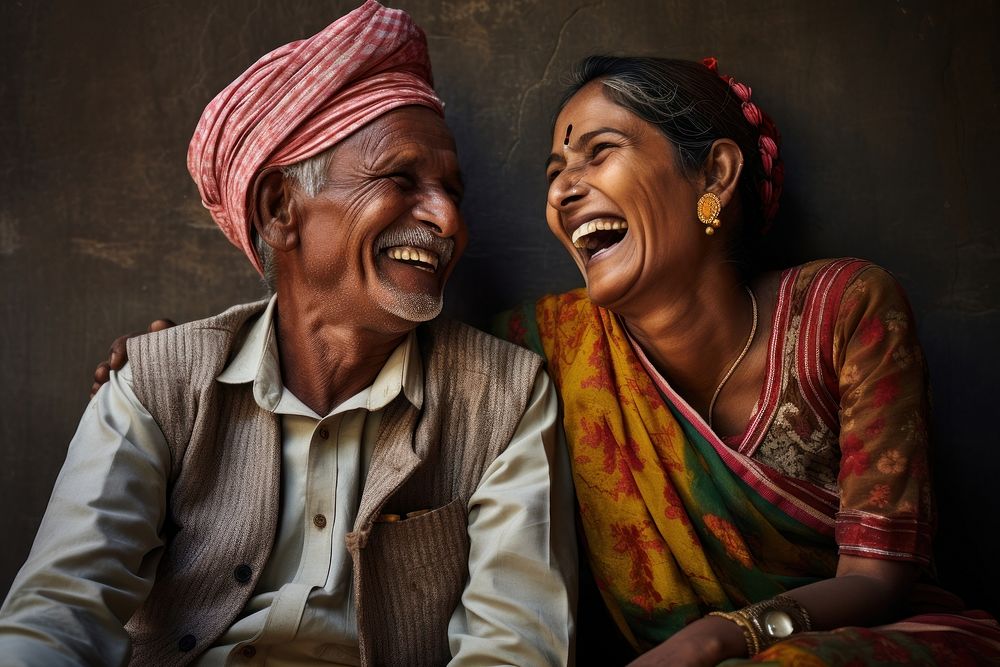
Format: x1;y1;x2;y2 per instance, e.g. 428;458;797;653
123;300;542;667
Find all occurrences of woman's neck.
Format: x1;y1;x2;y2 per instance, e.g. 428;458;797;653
618;266;758;422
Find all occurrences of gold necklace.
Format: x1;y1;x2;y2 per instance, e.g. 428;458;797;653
707;285;758;430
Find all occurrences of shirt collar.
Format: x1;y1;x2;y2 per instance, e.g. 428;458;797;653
217;295;424;417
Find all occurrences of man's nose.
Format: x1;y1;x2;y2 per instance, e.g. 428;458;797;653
414;187;463;237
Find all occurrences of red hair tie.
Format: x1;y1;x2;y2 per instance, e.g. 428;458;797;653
702;56;783;228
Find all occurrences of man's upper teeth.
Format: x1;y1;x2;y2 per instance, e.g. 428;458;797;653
571;219;628;247
386;246;439;269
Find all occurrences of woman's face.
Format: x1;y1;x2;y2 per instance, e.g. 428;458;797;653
545;81;708;312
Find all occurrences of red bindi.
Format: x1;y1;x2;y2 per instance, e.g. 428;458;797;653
563;123;573;146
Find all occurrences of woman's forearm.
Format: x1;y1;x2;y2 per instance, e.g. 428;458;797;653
779;555;919;630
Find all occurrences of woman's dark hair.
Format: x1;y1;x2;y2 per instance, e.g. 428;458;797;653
558;56;780;277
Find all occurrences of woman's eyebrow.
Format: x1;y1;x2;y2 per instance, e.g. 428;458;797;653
546;127;630;170
545;127;629;169
575;127;629;145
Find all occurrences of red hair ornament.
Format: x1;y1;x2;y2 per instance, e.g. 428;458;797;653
702;57;783;229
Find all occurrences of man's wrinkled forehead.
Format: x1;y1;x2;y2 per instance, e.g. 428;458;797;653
345;106;459;168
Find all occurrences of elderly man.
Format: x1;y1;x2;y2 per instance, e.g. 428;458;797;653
0;3;575;665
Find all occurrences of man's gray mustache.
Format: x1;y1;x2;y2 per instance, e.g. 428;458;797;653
376;226;454;269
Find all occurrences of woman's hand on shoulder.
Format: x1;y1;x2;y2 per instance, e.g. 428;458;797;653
627;615;747;667
90;319;175;397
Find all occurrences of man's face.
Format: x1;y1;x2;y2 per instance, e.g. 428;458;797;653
288;106;466;330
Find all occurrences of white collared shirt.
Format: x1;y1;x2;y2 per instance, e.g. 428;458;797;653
0;298;577;666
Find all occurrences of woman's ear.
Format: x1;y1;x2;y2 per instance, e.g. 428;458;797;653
703;138;744;208
252;169;299;252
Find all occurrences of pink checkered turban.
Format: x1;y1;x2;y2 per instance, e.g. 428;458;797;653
188;0;444;275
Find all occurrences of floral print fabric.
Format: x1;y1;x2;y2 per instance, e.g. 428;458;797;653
495;259;1000;663
498;288;837;651
739;259;934;563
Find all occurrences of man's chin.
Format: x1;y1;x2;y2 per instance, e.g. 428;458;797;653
383;291;444;323
375;262;446;323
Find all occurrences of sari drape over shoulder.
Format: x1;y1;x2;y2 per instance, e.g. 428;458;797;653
502;287;838;648
496;258;1000;664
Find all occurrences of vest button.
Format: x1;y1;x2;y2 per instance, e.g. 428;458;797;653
318;427;330;440
178;634;197;652
234;563;253;583
241;645;257;658
313;513;327;529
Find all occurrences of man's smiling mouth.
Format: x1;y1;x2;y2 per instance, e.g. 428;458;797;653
571;218;629;260
376;226;454;274
384;246;439;272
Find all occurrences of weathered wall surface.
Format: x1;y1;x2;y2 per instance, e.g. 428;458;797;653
2;0;997;612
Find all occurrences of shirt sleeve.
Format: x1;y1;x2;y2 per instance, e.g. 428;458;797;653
447;368;578;666
0;363;170;666
833;266;935;563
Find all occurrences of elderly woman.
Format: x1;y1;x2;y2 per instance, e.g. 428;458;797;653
496;55;1000;665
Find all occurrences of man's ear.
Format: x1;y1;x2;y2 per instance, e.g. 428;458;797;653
252;169;299;252
702;138;744;208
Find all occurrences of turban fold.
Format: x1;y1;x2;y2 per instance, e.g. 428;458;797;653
188;0;444;274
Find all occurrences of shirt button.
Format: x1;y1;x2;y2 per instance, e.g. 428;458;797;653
241;645;257;658
233;563;253;584
178;634;197;652
313;513;327;529
318;427;330;440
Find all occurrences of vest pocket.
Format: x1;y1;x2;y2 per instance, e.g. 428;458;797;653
368;497;468;568
361;497;469;664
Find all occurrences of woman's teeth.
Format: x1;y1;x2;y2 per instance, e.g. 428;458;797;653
571;219;629;249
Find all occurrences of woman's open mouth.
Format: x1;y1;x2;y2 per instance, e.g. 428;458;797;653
571;218;629;262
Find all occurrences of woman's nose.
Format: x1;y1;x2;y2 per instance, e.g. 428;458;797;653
547;168;588;210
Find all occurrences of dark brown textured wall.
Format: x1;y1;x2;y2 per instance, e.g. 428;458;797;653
2;0;997;613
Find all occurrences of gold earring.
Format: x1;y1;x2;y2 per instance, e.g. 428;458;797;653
697;192;722;235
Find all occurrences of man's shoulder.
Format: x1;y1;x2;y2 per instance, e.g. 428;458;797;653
417;318;544;407
415;319;545;461
125;298;270;382
420;318;543;372
167;299;271;337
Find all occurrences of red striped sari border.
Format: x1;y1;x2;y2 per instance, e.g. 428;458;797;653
797;258;859;429
739;266;798;458
836;509;933;563
626;332;838;534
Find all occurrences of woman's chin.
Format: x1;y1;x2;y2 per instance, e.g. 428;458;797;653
583;273;633;312
580;244;640;310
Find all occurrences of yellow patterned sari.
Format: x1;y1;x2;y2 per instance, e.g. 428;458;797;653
498;288;837;649
497;283;1000;664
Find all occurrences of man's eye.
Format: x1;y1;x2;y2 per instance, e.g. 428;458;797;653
546;169;562;184
387;172;414;187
